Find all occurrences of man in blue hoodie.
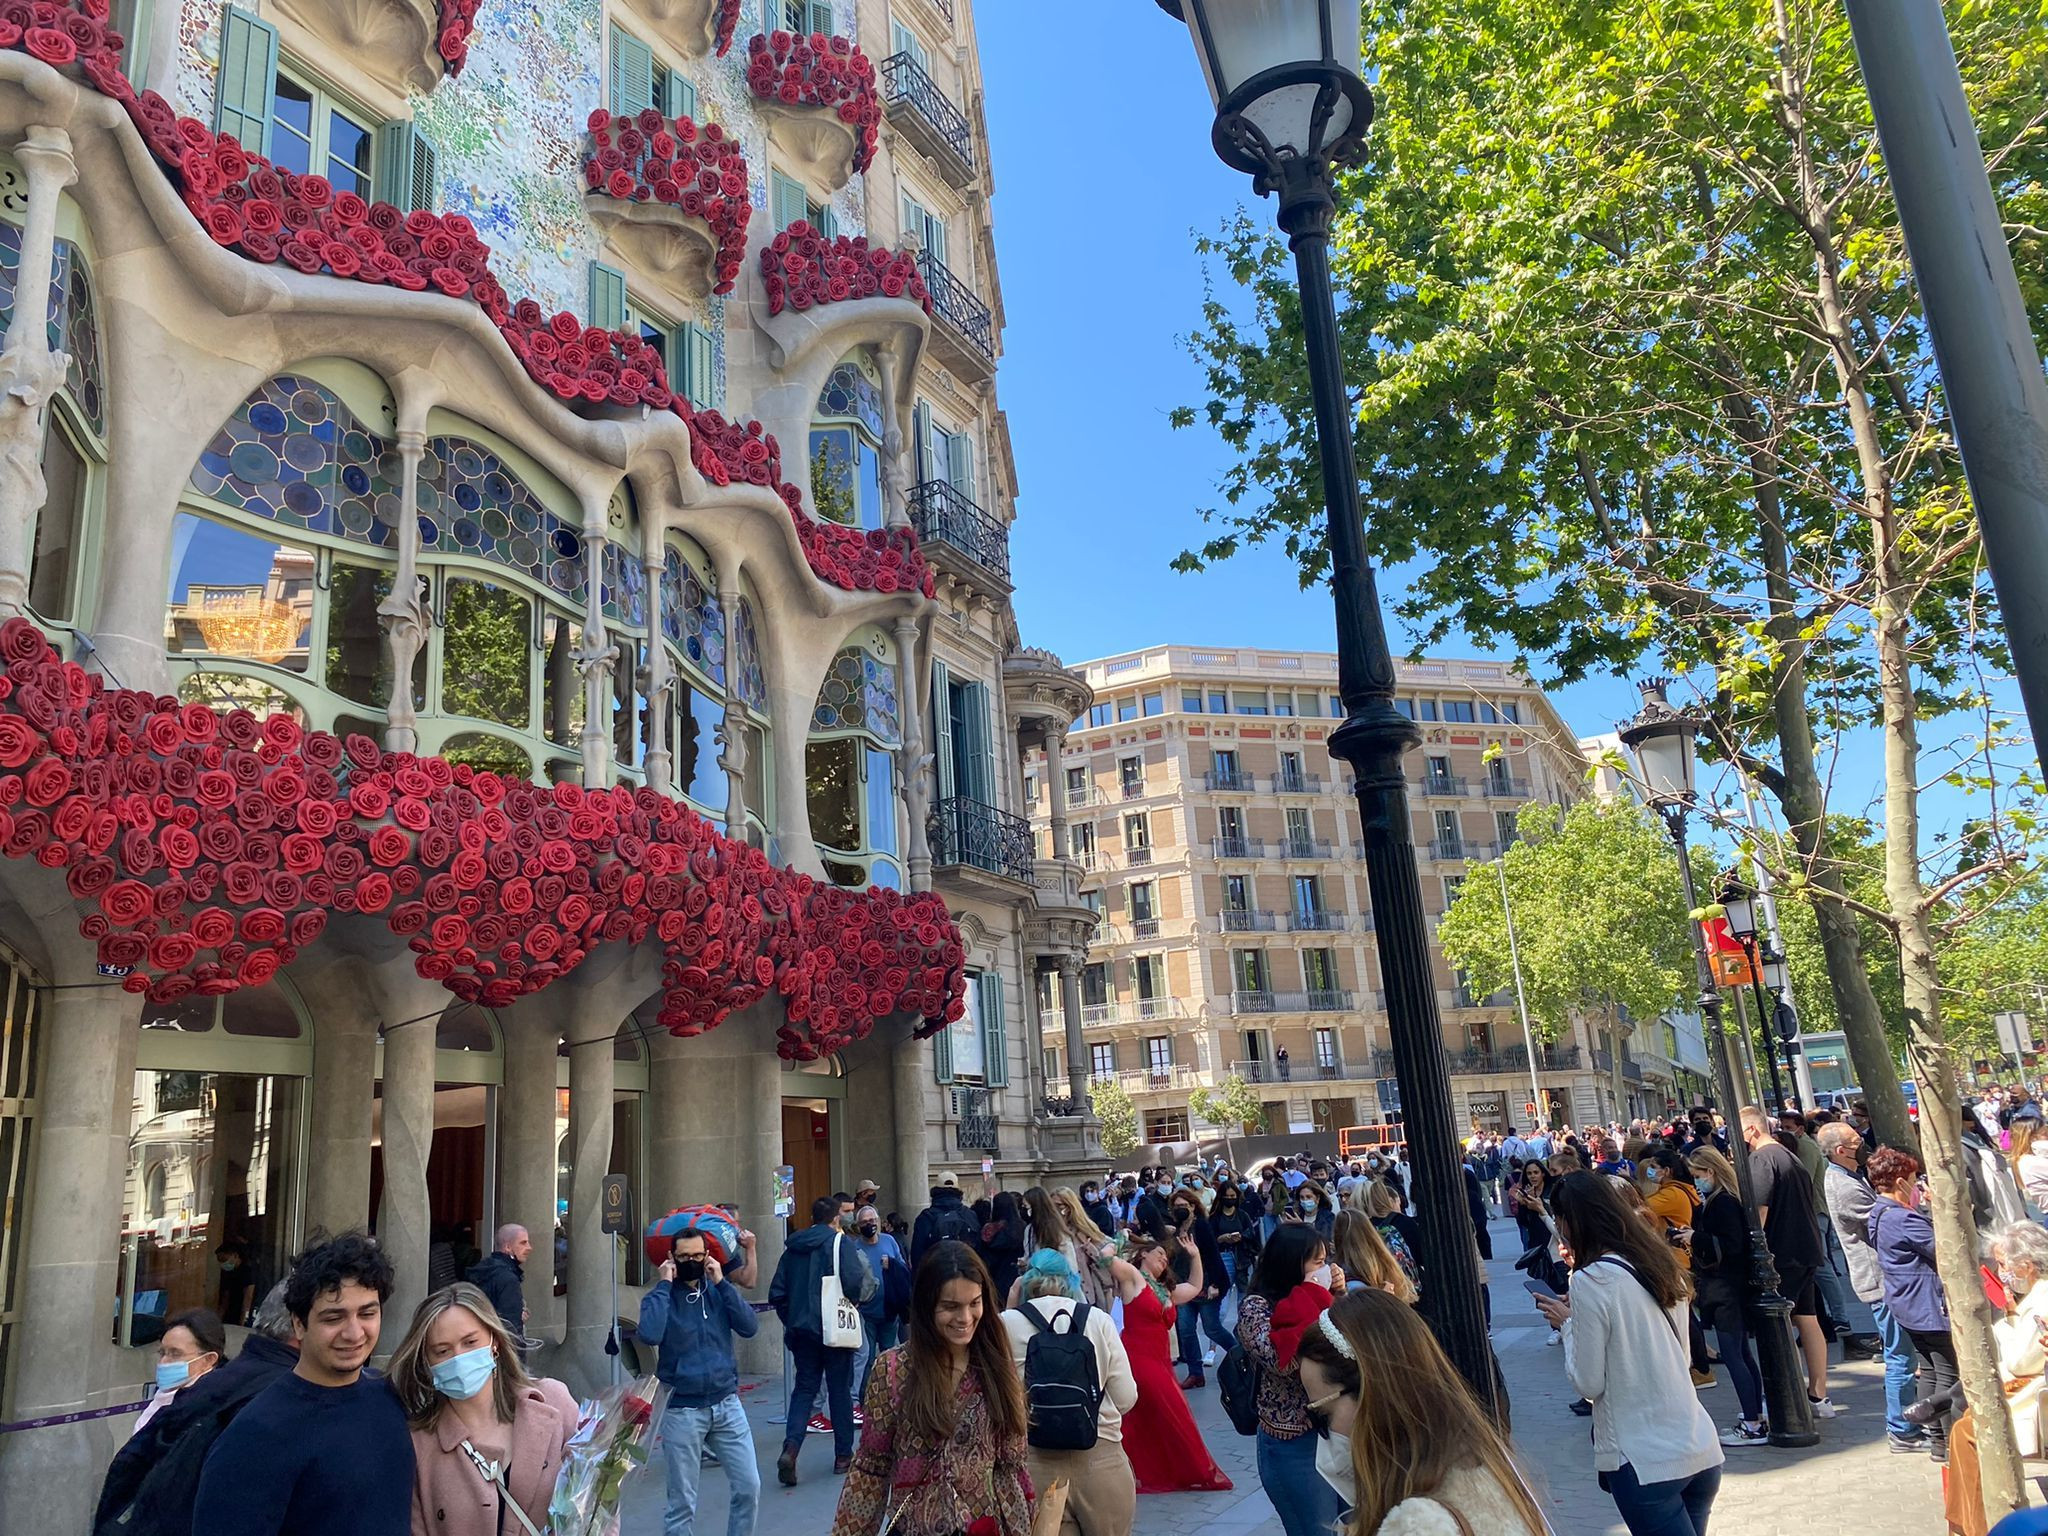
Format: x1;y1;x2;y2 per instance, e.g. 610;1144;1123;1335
768;1196;874;1485
640;1230;760;1536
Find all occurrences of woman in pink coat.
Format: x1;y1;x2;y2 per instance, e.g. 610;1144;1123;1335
388;1282;581;1536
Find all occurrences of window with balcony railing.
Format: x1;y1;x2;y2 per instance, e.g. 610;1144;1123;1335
915;249;995;368
881;49;975;179
932;795;1034;881
907;478;1009;583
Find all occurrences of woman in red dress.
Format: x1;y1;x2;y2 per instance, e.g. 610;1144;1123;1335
1111;1232;1234;1494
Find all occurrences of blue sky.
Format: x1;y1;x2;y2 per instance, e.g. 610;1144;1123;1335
973;4;2011;851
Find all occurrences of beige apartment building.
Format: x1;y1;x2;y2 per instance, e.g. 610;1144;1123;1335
1024;644;1680;1149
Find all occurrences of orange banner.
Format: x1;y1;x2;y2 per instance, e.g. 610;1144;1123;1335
1703;916;1758;988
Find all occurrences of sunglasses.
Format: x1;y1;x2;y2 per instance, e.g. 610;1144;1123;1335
1304;1383;1351;1437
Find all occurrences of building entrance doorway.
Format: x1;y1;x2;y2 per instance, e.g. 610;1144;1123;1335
782;1099;833;1221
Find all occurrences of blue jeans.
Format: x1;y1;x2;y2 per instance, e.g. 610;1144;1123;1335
1816;1218;1874;1334
1871;1298;1920;1437
1176;1293;1234;1376
1607;1461;1721;1536
660;1394;759;1536
857;1315;899;1400
784;1333;856;1461
1255;1428;1345;1536
1710;1318;1764;1424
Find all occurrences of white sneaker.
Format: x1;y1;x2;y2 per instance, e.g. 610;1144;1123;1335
1809;1395;1839;1419
1203;1348;1219;1367
1546;1331;1562;1346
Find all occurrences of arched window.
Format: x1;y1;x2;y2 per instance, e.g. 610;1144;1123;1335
734;590;771;834
2;222;108;627
176;374;597;784
660;536;729;819
806;628;902;889
808;350;887;531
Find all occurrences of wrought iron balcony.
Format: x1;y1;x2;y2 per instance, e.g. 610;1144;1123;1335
1211;836;1265;859
1130;917;1159;939
1371;1044;1583;1077
1273;770;1323;794
1483;774;1532;798
908;478;1010;586
1065;785;1095;807
932;795;1034;883
1120;780;1147;799
1231;1056;1349;1084
1291;909;1346;932
1432;837;1467;861
916;249;995;378
1419;773;1468;797
1219;908;1278;932
1230;989;1354;1015
1279;836;1335;860
881;51;975;185
1125;846;1153;867
1205;767;1254;791
953;1085;1000;1151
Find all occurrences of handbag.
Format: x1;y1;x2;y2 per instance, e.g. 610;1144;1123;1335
821;1232;866;1349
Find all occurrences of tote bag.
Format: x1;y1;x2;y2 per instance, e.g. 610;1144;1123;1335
821;1232;866;1349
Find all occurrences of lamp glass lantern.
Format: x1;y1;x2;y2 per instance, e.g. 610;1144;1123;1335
1156;0;1368;175
1617;678;1698;807
1761;955;1790;993
1719;877;1758;943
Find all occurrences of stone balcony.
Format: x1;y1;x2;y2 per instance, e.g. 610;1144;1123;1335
272;0;449;97
635;0;742;55
582;115;750;304
745;31;881;192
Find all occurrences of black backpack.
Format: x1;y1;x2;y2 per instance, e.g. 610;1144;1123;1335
1217;1342;1260;1437
1019;1301;1102;1451
932;1202;981;1248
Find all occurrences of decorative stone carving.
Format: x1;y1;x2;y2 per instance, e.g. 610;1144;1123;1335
379;431;431;753
0;127;74;621
272;0;447;100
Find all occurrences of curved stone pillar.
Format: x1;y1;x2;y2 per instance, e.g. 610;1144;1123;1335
563;1030;615;1392
377;1012;438;1341
496;999;562;1342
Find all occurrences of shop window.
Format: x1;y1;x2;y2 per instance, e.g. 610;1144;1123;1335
117;1068;303;1340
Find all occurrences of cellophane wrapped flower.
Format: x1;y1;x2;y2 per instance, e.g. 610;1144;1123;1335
548;1376;670;1535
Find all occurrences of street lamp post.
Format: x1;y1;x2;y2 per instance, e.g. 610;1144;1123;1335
1619;679;1817;1448
1154;0;1496;1413
1719;874;1787;1113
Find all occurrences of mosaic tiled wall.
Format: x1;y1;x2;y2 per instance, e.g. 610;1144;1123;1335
169;0;868;361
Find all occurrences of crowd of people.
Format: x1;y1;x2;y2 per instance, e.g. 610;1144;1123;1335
87;1082;2048;1536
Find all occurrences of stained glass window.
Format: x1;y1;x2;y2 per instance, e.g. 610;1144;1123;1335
733;597;766;711
660;545;726;687
812;645;899;743
600;539;646;629
0;229;105;435
418;436;585;603
815;356;886;439
189;375;401;548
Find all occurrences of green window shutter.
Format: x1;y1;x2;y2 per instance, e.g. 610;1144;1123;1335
947;431;975;503
933;1011;954;1083
213;6;279;157
818;204;840;241
679;321;719;410
963;681;994;805
772;172;809;233
588;261;628;333
610;26;655;117
666;73;698;122
374;122;438;211
982;977;1007;1088
930;658;955;804
807;0;835;36
913;401;936;484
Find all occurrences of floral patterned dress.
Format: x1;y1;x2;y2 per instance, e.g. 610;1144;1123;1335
831;1347;1034;1536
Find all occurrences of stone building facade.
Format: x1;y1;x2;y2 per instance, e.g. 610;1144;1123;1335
0;1;1095;1523
1022;643;1690;1149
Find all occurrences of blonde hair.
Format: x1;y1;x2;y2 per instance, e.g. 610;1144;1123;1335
1296;1290;1547;1536
2012;1120;2038;1173
388;1283;535;1432
1687;1145;1739;1199
1358;1177;1402;1220
1332;1209;1416;1305
1052;1187;1108;1249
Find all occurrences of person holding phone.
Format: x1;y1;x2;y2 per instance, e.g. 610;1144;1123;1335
1532;1173;1722;1536
640;1230;762;1535
1237;1225;1345;1536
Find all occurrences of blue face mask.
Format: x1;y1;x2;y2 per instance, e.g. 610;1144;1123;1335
155;1359;191;1392
1693;1177;1715;1200
430;1345;497;1402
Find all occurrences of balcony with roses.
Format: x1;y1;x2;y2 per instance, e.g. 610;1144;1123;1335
744;29;881;193
268;0;482;97
583;107;750;304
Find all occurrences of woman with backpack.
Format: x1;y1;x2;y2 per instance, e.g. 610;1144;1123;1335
832;1242;1033;1536
1000;1250;1139;1536
1111;1232;1233;1494
1237;1224;1347;1536
977;1191;1028;1299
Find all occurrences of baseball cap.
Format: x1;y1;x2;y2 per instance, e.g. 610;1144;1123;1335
856;1177;880;1193
935;1171;959;1188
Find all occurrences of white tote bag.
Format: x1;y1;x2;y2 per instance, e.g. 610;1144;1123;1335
821;1232;865;1349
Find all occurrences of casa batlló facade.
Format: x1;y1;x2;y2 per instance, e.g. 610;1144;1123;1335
0;0;1097;1520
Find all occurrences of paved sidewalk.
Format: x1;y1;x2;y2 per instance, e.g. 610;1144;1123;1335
618;1214;1952;1534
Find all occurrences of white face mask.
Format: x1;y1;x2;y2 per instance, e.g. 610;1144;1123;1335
1314;1431;1356;1503
1308;1263;1334;1289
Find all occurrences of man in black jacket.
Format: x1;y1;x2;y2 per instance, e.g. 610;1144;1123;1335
769;1197;875;1485
94;1282;299;1536
465;1222;530;1338
908;1172;979;1265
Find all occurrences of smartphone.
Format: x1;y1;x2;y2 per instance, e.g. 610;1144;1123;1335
1523;1278;1561;1301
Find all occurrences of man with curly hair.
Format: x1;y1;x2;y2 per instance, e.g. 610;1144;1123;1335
193;1232;413;1536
